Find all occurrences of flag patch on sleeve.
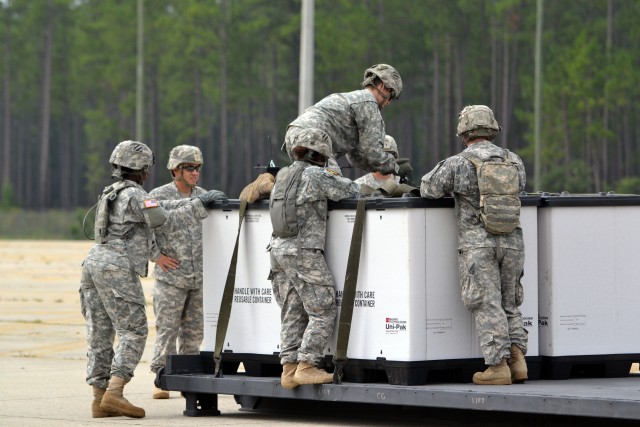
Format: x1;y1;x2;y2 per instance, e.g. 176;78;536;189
144;199;159;208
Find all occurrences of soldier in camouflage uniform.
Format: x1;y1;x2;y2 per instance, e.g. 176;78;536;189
149;145;223;399
80;140;226;418
420;106;528;385
284;64;413;180
269;128;359;388
355;135;401;190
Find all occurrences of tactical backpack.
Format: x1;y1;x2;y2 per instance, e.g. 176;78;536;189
269;162;308;238
94;180;135;243
459;150;521;235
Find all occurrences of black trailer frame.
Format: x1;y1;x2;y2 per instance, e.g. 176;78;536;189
158;354;640;421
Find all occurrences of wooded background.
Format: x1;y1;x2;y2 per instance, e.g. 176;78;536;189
1;0;639;211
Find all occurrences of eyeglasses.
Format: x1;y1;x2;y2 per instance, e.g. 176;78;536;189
181;165;201;172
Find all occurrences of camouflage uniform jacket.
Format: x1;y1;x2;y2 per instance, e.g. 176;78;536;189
150;182;207;289
420;140;526;251
288;89;396;174
354;172;400;190
84;180;207;279
270;161;359;254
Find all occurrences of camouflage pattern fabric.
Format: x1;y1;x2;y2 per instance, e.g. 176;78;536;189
420;140;526;251
458;248;526;365
148;181;208;373
80;179;208;387
150;182;207;289
286;90;397;175
354;172;399;190
270;250;337;365
420;139;528;365
269;162;358;365
150;280;203;372
270;161;359;253
80;258;146;387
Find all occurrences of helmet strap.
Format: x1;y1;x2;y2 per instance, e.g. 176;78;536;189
304;150;326;166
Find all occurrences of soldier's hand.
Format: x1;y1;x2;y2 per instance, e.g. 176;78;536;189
198;190;227;205
155;253;180;272
395;158;413;176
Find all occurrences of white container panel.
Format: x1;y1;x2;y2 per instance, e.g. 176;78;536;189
538;204;640;356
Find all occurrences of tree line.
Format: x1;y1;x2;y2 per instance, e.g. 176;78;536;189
1;0;639;211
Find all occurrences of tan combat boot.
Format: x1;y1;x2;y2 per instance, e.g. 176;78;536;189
293;362;333;385
153;386;169;399
281;363;299;389
100;376;145;418
509;344;528;383
472;359;512;385
91;385;121;418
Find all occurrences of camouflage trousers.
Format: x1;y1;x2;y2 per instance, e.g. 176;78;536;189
79;258;148;388
270;249;337;366
458;247;527;366
150;280;203;373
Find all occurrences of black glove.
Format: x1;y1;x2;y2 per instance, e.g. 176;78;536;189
395;158;413;183
198;190;228;205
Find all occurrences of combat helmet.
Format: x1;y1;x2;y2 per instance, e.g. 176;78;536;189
167;145;203;170
456;105;501;140
383;135;399;159
110;140;154;172
291;128;333;161
362;64;403;100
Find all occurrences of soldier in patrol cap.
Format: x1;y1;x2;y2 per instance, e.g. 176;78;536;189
148;145;222;399
80;141;226;418
284;64;413;181
420;106;528;385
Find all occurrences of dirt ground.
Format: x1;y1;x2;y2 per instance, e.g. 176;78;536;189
0;239;159;362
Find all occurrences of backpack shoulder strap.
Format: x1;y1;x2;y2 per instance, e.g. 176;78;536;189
459;150;483;169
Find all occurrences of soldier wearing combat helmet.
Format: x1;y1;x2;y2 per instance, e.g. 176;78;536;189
80;141;226;418
284;64;413;180
148;144;223;399
269;128;359;389
420;106;528;385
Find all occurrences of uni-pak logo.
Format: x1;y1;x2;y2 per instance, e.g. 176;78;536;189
385;317;407;333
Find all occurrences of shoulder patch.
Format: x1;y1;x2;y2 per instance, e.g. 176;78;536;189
144;199;159;208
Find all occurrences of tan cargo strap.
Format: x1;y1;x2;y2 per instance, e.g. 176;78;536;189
214;199;248;377
332;197;366;384
379;180;420;197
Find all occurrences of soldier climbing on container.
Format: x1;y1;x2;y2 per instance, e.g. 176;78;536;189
283;64;413;181
148;145;225;399
268;128;359;388
420;105;528;385
80;140;226;418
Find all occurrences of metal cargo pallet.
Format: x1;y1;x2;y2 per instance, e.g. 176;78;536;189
157;355;640;421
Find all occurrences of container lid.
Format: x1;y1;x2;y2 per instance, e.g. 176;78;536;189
541;192;640;207
204;199;270;211
329;196;454;210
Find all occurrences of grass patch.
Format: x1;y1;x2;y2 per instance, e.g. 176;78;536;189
0;208;94;240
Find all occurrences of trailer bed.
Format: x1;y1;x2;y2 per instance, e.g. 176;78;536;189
159;357;640;422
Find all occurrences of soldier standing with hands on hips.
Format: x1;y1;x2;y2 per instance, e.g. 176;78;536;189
149;145;222;399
